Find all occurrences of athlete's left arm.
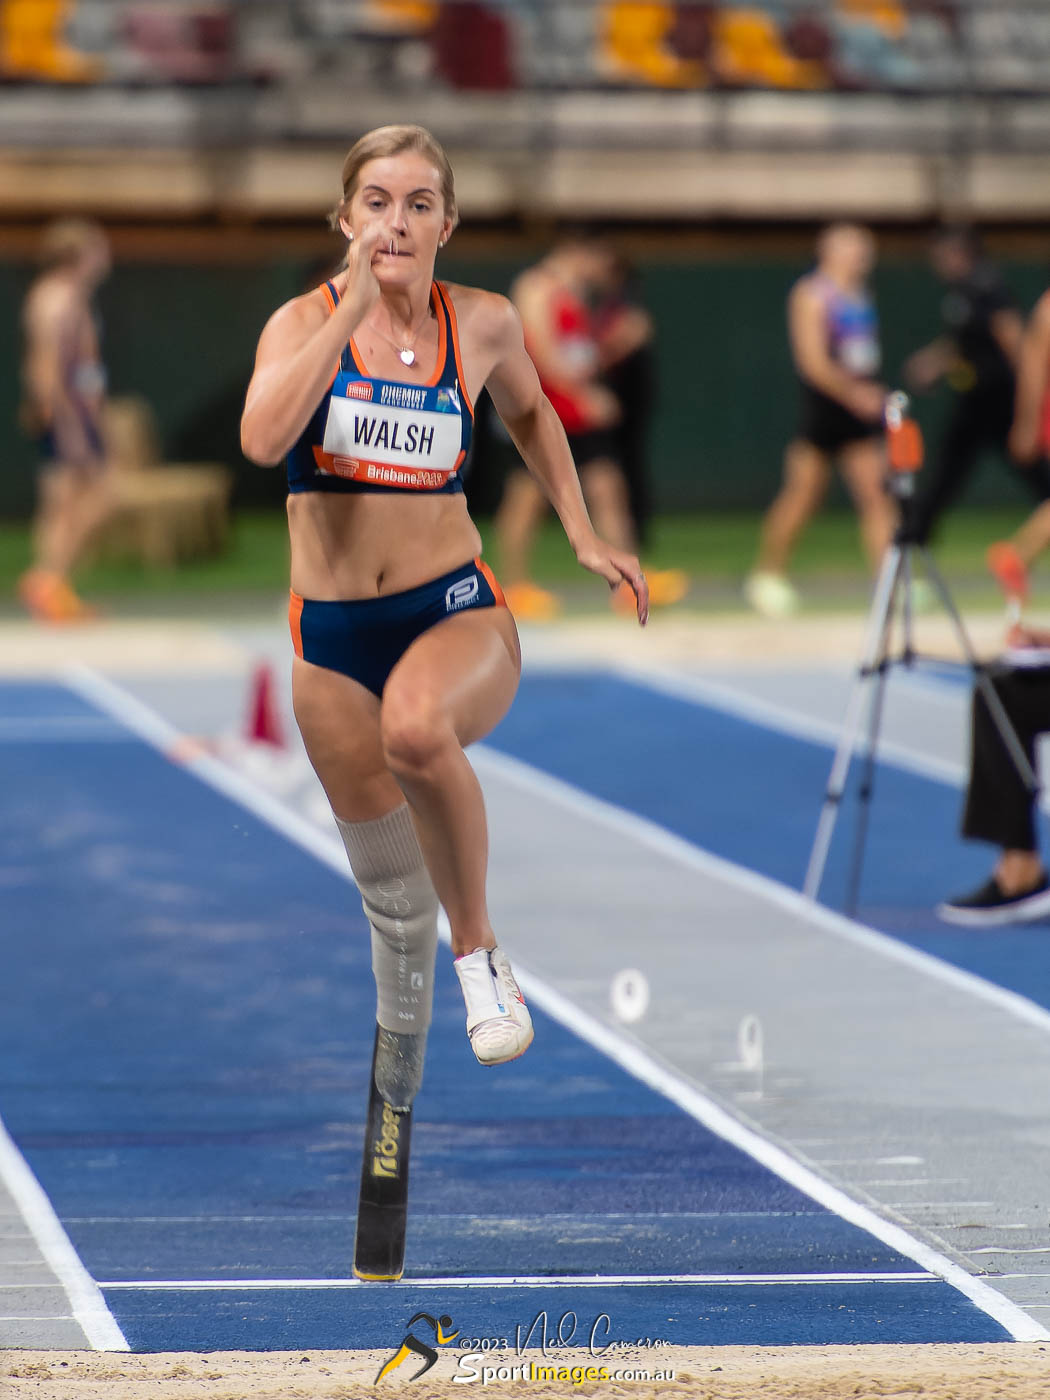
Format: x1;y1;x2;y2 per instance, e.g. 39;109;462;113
479;292;648;624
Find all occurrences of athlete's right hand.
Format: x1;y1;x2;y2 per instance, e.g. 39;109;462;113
343;225;387;310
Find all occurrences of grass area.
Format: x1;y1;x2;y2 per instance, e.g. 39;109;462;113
0;506;1041;616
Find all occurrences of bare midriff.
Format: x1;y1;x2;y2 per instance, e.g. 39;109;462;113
287;489;483;599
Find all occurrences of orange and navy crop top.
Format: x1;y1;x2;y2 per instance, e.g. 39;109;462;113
287;279;473;495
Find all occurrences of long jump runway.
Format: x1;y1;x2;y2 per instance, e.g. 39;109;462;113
0;668;1043;1352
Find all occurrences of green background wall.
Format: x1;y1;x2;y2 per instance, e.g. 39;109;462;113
2;249;1047;518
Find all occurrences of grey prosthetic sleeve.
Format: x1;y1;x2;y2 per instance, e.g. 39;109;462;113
336;805;438;1108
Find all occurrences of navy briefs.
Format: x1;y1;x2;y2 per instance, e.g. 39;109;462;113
289;557;506;698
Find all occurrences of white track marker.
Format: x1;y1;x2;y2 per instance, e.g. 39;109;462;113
735;1014;765;1100
610;969;650;1024
0;1117;128;1350
99;1271;935;1290
67;667;1050;1344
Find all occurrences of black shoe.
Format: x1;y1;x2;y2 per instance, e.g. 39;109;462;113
937;873;1050;927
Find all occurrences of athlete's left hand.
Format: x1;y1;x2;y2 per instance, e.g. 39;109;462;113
574;534;649;626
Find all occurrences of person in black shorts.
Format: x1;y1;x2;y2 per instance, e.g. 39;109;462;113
938;621;1050;927
905;227;1050;549
746;224;892;618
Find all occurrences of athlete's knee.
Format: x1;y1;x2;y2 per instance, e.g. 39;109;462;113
380;692;454;781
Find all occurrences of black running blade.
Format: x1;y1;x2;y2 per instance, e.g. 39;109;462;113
353;1029;412;1281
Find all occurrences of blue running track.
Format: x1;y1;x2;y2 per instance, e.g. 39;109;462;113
0;678;1014;1351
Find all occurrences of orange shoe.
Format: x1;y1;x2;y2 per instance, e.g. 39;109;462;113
17;569;97;624
52;577;99;622
646;567;689;607
613;567;689;614
987;541;1029;604
504;580;562;622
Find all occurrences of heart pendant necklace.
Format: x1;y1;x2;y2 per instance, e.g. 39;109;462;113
370;309;431;370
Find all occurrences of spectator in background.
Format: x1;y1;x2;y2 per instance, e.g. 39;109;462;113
746;223;891;618
0;0;102;82
18;220;114;622
937;622;1050;927
905;227;1050;555
592;250;659;549
495;237;686;620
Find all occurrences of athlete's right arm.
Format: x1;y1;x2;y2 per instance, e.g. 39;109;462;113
789;281;883;421
1009;291;1050;464
241;228;384;465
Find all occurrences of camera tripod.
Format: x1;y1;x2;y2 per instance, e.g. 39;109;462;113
803;394;1039;913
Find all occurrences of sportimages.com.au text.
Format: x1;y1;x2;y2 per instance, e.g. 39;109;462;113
453;1357;676;1386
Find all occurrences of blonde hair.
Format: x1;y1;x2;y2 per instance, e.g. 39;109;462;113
38;218;106;270
330;124;458;232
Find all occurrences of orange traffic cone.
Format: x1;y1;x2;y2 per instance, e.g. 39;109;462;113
245;663;285;748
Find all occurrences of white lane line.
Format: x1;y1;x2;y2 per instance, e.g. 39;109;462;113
605;661;964;787
66;666;1050;1344
471;745;1050;1040
818;1157;925;1167
61;1211;829;1224
886;1202;995;1210
99;1272;936;1291
0;1117;128;1351
0;1316;78;1322
970;1248;1050;1256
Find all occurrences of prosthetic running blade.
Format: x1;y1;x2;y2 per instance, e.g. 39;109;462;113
353;1026;413;1281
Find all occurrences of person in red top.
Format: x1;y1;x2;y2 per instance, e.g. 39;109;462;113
495;238;686;620
985;289;1050;605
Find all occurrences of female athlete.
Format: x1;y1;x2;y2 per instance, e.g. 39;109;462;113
241;125;648;1068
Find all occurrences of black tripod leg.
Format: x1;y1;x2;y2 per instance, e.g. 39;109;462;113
845;653;892;916
919;549;1040;797
804;545;904;901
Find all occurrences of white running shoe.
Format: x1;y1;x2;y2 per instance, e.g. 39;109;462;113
454;946;533;1066
744;571;800;619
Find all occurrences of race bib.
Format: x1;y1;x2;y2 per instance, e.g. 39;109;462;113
318;376;464;489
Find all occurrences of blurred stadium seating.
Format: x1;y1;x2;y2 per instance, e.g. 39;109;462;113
2;2;1050;220
3;1;1050;96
